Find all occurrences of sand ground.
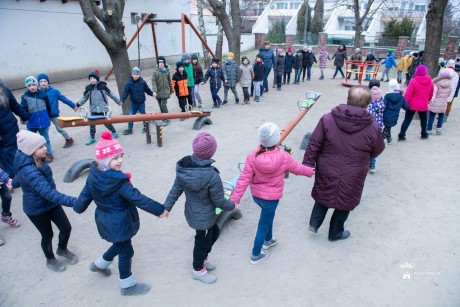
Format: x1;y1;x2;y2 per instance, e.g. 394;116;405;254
1;66;459;307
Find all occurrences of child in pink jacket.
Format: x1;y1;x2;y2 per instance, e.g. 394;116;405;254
230;122;315;264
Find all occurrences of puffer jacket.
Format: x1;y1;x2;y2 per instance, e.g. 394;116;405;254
405;76;434;111
446;67;459;101
238;63;254;88
367;94;386;130
12;150;76;216
302;104;385;211
74;164;165;243
192;62;204;85
171;70;189;97
318;51;328;69
222;60;239;87
0;83;28;147
294;52;303;69
151;67;173;99
302;51;317;67
203;66;225;89
258;47;276;69
429;76;452;113
383;91;410;127
253;62;264;81
120;76;153;104
382;54;397;69
231;147;314;203
76;81;120;114
184;63;195;87
164;155;235;230
42;86;76;118
284;54;295;73
275;55;286;76
397;55;413;71
371;86;382;102
21;89;51;129
332;50;348;67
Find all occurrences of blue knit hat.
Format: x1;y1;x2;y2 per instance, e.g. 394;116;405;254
176;61;184;69
37;73;49;83
182;53;191;61
132;67;141;74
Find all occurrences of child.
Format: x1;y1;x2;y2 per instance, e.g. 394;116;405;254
427;69;452;134
380;49;397;82
74;131;167;296
230;123;315;264
182;53;195;107
239;56;254;104
152;56;173;126
222;52;240;104
201;58;225;108
0;167;19;246
252;55;264;102
172;61;190;119
347;48;362;80
12;130;77;272
294;49;303;84
21;76;54;163
367;79;385;173
38;73;78;148
283;47;295;84
318;47;328;80
164;132;236;284
76;70;121;145
191;54;204;107
383;80;410;144
396;51;412;84
120;67;153;135
275;49;285;90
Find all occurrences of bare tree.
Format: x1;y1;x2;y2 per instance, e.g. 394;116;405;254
78;0;131;114
215;19;224;60
197;0;212;68
425;0;449;77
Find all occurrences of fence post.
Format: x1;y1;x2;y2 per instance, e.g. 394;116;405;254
396;36;409;59
444;36;459;61
285;35;295;48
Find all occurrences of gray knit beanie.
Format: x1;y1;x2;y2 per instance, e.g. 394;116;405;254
258;122;280;147
16;130;46;156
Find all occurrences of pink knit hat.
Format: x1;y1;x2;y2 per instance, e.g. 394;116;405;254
414;65;428;77
192;132;217;160
96;131;123;168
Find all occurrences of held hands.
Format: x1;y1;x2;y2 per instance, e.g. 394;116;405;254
6;178;13;190
153;92;157;97
233;203;239;211
73;106;79;112
159;210;169;218
306;167;316;178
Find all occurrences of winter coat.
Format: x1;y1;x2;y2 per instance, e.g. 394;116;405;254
371;86;382;102
238;63;254;88
184;63;195;87
381;54;397;69
383;91;410;127
21;89;51;129
318;51;328;69
151;67;173;99
429;77;452;113
222;60;239;87
0;83;28;147
74;164;165;243
258;47;276;69
120;76;153;104
231;147;314;203
275;55;286;76
332;50;348;67
302;51;317;67
294;53;303;69
164;155;235;231
302;104;385;211
12;150;76;216
284;54;295;73
365;53;379;62
0;168;9;184
203;66;225;89
367;97;386;131
171;70;189;97
405;76;434;111
397;55;413;71
253;62;265;81
407;58;420;75
351;52;362;62
446;67;459;101
192;63;204;85
76;82;120;114
42;86;76;118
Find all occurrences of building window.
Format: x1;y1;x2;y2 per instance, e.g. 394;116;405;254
131;13;138;25
345;25;356;31
290;2;300;9
276;3;288;9
414;5;426;11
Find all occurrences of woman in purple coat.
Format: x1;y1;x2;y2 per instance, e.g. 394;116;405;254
302;87;385;241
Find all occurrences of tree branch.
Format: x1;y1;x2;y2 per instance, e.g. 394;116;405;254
90;1;104;24
78;0;115;50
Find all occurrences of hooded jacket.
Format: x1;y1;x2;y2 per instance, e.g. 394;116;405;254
284;53;295;73
20;89;51;129
294;52;303;69
302;51;317;67
0;83;28;147
74;164;165;243
275;54;286;76
445;67;459;101
302;104;385;211
164;155;235;230
171;70;189;97
405;76;434;111
253;62;265;82
76;81;120;114
120;76;153;104
382;53;397;69
258;47;276;69
222;59;239;87
231;147;314;203
318;50;328;69
332;50;348;67
12;150;76;216
204;66;225;89
151;67;173;99
367;87;385;130
42;86;76;118
238;63;254;88
429;76;452;113
397;55;413;71
383;91;410;127
192;62;204;85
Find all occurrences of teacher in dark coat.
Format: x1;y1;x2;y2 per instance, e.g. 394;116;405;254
302;86;385;241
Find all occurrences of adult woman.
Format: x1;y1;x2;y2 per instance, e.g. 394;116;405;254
331;44;348;79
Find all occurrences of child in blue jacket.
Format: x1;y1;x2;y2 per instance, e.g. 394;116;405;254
120;67;153;135
383;80;410;144
201;58;225;108
380;49;397;82
74;131;168;296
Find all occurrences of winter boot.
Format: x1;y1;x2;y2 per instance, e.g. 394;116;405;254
89;256;113;276
235;98;239;104
56;248;79;265
120;275;150;296
46;258;66;272
122;129;133;135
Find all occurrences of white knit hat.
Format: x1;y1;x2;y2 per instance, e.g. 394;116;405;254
388;79;400;92
16;130;46;156
258;122;280;148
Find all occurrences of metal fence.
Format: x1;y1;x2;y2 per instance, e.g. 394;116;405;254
326;35;355;47
295;33;319;46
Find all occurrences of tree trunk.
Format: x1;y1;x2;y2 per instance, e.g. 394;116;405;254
215;20;224;60
108;48;131;115
425;0;449;77
354;24;363;49
197;0;212;68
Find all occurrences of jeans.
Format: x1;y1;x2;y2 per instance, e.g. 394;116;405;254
27;206;72;259
294;68;302;83
253;81;261;97
50;117;71;140
283;72;291;83
301;66;307;81
0;145;18;176
156;98;168;113
252;196;279;257
381;67;390;80
397;70;403;81
309;202;350;240
193;84;202;104
224;86;239;102
210;86;221;105
127;102;146;130
28;127;52;154
262;67;272;91
370;157;376;168
102;239;134;279
365;65;373;80
193;223;220;271
306;64;313;80
1;183;12;216
399;110;428;138
427;111;445;131
333;66;344;78
89;113;116;139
